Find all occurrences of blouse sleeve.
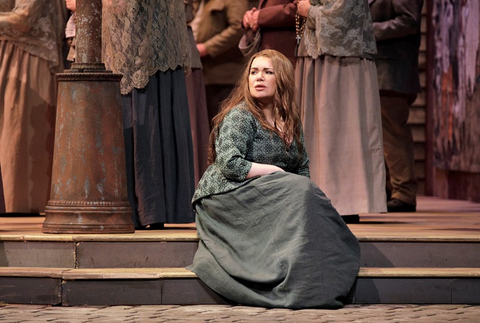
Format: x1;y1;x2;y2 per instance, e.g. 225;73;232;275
296;126;310;178
215;107;255;181
303;0;376;58
0;0;43;37
372;0;422;42
203;0;247;58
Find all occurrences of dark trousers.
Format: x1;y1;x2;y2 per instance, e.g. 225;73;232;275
380;91;418;205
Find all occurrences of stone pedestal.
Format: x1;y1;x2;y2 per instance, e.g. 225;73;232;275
42;0;134;233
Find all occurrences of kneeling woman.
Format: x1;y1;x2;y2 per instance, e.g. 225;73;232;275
188;50;360;309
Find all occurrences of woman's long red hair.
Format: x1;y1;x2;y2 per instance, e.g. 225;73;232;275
207;49;303;164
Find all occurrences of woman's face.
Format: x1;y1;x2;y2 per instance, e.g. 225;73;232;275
248;56;277;107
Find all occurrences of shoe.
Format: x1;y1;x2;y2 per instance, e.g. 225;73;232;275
148;223;165;230
135;223;165;230
341;214;360;224
387;199;416;212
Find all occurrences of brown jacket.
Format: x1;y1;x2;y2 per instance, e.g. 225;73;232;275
256;0;297;66
369;0;424;95
194;0;248;85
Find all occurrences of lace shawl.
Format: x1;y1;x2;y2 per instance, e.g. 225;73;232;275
102;0;190;94
0;0;67;73
303;0;377;58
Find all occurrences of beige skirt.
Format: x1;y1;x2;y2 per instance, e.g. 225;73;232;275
0;41;57;213
296;56;387;215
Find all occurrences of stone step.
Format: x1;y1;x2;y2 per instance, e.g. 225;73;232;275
360;240;480;268
1;267;480;306
0;235;198;269
3;266;480;280
1;237;479;269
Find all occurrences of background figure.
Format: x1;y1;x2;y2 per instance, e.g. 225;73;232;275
295;0;387;220
102;0;195;229
191;0;248;128
242;0;297;66
0;0;67;214
64;0;76;64
370;0;423;212
185;0;210;184
189;50;360;309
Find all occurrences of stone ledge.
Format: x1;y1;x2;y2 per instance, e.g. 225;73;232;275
2;267;480;280
0;231;199;242
0;267;196;280
359;267;480;278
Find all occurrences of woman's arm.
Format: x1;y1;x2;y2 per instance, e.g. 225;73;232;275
296;127;310;177
247;162;284;179
0;0;43;35
215;107;284;181
202;0;248;57
372;0;423;42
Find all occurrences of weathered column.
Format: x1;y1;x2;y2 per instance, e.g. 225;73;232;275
43;0;134;233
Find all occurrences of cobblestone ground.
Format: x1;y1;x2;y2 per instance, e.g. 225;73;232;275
0;304;480;322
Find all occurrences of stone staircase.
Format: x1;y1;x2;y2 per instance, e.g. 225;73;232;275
1;229;480;306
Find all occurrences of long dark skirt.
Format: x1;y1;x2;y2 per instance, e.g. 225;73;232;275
188;172;360;309
185;68;209;185
122;68;195;227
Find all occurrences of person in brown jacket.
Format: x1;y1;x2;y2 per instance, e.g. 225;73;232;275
369;0;424;212
191;0;249;127
242;0;297;67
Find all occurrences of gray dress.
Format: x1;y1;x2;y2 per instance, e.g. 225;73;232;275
188;104;360;309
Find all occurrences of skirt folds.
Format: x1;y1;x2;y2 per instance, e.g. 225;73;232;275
0;41;56;213
122;68;195;226
295;56;387;215
189;171;360;309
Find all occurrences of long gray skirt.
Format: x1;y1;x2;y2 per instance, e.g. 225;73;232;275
188;172;360;309
296;56;387;215
122;68;195;227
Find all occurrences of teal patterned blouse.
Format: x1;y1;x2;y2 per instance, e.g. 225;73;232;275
192;103;310;203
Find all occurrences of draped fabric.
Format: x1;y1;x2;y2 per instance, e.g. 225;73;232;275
122;69;196;226
189;172;360;309
0;0;66;213
0;0;67;73
303;0;377;58
102;0;190;94
296;56;387;215
185;0;209;184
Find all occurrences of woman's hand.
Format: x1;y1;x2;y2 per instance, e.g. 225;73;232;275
246;162;285;179
249;10;260;32
297;0;310;18
196;43;208;57
243;8;257;30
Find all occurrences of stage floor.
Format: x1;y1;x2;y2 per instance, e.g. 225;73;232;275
1;196;480;242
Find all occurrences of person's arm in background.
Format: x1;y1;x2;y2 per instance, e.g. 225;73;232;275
248;1;296;32
372;0;423;41
199;0;248;58
0;0;43;35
